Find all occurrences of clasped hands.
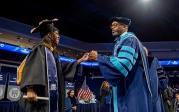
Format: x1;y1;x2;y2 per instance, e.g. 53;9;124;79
77;50;98;64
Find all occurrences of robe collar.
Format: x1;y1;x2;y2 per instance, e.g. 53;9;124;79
114;31;127;42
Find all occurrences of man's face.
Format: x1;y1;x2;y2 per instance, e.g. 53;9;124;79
110;21;127;37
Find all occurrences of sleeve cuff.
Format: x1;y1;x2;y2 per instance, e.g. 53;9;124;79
97;54;104;62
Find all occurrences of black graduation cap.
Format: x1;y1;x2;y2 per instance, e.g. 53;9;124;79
111;17;131;26
30;18;59;37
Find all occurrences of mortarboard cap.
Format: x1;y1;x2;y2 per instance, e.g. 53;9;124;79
30;18;59;37
111;17;131;26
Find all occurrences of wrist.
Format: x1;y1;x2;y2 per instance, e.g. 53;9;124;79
77;59;82;64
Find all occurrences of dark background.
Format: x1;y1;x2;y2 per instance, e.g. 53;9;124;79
1;0;179;43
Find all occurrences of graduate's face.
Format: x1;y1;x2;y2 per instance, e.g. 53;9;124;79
50;31;60;46
111;21;127;36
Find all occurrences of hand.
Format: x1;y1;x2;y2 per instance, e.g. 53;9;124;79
26;88;37;102
77;53;89;64
89;50;98;60
72;106;77;110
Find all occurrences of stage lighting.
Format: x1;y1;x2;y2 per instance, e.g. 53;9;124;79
1;42;179;67
142;0;151;2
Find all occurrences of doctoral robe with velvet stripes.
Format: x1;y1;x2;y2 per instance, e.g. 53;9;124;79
97;32;153;112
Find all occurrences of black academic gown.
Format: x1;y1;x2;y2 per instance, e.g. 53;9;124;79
18;43;78;112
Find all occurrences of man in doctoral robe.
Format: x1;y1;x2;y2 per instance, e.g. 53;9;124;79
88;17;153;112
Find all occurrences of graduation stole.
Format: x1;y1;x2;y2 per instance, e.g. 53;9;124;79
45;47;59;112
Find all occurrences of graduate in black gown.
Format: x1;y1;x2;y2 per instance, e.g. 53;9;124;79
17;19;89;112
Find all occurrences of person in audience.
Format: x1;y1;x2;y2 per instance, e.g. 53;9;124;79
67;90;77;112
174;85;179;112
99;81;112;112
65;97;73;112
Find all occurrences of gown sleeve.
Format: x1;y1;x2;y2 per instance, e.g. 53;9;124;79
17;45;47;93
61;60;79;82
97;36;139;80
